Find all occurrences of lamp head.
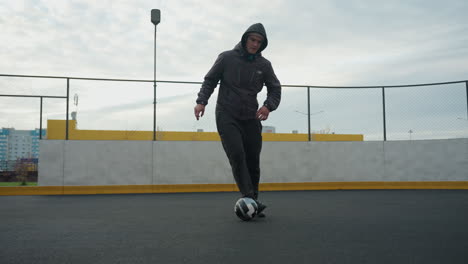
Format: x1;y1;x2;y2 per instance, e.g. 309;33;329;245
151;9;160;25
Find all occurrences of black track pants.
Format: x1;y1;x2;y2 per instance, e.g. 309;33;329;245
216;109;262;199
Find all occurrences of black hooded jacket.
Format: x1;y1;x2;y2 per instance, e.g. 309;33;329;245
196;23;281;120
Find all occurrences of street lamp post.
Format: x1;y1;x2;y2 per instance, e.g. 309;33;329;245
151;9;161;141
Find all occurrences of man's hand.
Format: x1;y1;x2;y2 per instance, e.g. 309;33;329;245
194;104;205;120
256;106;270;121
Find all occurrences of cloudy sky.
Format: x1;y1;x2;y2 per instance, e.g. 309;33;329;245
1;0;467;140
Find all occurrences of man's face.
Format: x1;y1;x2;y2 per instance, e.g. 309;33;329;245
245;34;264;54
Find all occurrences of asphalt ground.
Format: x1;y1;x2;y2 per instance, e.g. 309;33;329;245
1;190;468;264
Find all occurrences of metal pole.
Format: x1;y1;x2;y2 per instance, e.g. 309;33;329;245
153;26;157;141
39;97;43;140
66;78;70;140
382;87;387;141
465;81;468;120
151;9;160;141
307;87;311;142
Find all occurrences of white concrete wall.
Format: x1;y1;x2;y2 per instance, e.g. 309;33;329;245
38;138;468;186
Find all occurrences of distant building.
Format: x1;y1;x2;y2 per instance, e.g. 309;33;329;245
262;126;276;133
0;128;46;163
0;129;7;161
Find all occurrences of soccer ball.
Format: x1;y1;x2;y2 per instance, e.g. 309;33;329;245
234;197;258;221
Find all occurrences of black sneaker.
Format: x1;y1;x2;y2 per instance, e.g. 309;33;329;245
256;200;267;217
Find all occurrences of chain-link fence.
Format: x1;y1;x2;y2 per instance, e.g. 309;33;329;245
0;159;38;185
1;74;467;185
1;74;467;141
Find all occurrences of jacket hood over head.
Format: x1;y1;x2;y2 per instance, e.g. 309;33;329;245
241;23;268;54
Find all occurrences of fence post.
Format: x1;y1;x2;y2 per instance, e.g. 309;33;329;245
307;87;311;142
465;81;468;120
66;78;70;140
382;87;387;141
39;97;43;140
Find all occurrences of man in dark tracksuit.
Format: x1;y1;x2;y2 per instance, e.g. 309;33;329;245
194;23;281;217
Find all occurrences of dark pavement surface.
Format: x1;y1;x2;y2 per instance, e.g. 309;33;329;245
1;190;468;264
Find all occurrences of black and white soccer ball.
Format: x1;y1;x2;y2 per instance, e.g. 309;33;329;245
234;197;258;221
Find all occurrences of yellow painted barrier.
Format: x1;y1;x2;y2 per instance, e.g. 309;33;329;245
2;181;468;196
46;120;363;142
312;133;364;141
